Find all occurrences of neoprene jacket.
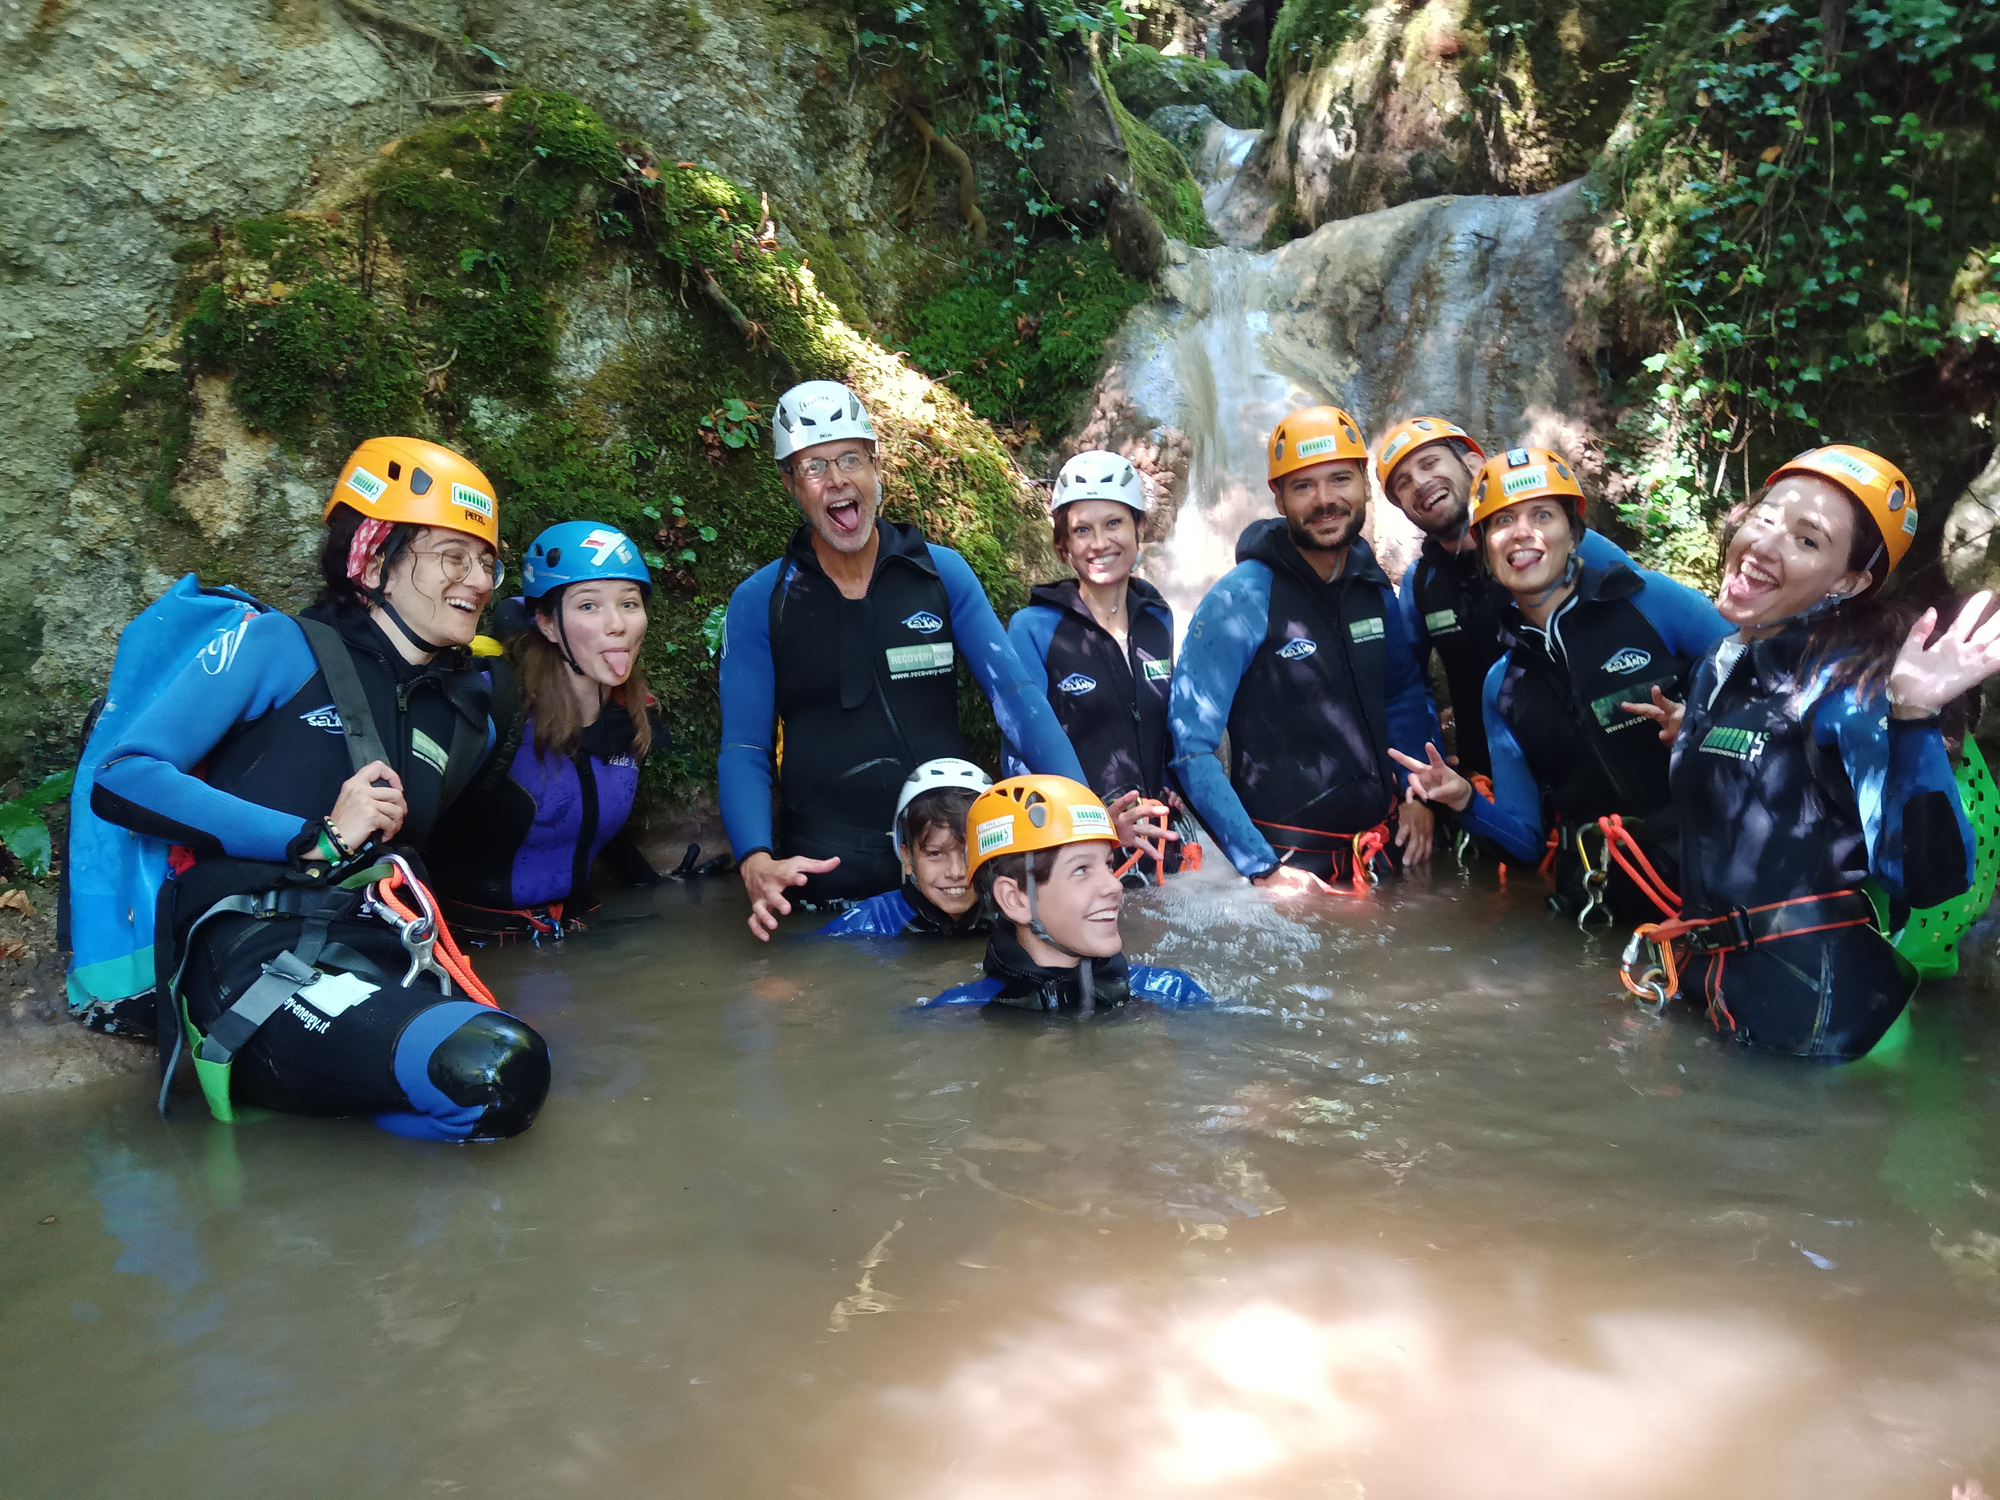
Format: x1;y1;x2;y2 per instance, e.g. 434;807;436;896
1169;520;1440;878
818;881;992;938
1460;561;1730;862
429;692;666;911
717;521;1084;870
1673;623;1974;917
1393;528;1627;777
1005;576;1175;800
92;603;491;865
924;928;1211;1008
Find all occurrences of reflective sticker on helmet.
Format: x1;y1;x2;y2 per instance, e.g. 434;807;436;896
1277;638;1318;660
976;814;1016;856
1294;434;1340;460
1501;466;1550;496
1903;507;1919;535
1068;805;1113;837
1057;673;1097;695
1817;450;1880;486
452;482;494;518
345;466;387;503
1380;432;1414;464
580;527;628;566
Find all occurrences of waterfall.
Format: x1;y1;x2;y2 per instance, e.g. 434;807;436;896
1083;137;1603;634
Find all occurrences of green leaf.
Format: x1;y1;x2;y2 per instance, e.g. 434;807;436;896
0;804;53;879
702;603;728;658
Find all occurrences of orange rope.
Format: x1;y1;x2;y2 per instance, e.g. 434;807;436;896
1595;814;1681;917
1348;826;1387;894
375;865;499;1008
1537;826;1559;879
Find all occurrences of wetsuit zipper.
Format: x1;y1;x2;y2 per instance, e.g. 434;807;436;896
1308;556;1396;820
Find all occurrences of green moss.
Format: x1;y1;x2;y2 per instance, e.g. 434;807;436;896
72;346;192;516
1096;55;1215;246
903;238;1148;437
1268;0;1366;92
1106;42;1268;128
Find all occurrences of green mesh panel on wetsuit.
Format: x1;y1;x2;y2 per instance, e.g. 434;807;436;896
1865;738;2000;978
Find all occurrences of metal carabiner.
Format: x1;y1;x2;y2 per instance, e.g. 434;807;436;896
1619;930;1671;1013
1574;824;1614;929
1454;827;1473;871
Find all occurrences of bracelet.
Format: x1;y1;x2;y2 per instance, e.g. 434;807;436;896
313;828;342;864
320;817;357;861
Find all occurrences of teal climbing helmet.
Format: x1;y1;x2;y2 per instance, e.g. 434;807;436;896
520;521;653;602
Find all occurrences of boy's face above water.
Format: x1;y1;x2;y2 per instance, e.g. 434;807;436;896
905;826;975;915
994;841;1126;961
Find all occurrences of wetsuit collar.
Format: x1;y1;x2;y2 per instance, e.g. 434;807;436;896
304;603;484;726
1028;575;1172;630
783;517;936;587
1235;517;1391;592
900;876;990;937
982;926;1132;1011
1497;559;1641;648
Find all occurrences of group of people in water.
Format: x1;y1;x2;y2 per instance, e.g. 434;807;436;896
73;374;2000;1145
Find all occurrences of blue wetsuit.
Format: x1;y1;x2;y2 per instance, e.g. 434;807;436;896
819;883;990;939
91;603;549;1141
924;929;1210;1009
1460;560;1730;878
1669;624;1973;1056
719;520;1083;902
1170;521;1439;880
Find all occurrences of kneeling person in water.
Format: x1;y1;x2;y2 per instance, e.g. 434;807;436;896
928;777;1209;1011
821;759;995;938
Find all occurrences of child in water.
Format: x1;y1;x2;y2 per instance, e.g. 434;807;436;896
820;759;995;938
928;775;1209;1011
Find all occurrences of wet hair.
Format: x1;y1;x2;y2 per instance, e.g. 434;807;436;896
899;786;978;857
972;845;1062;912
1471;495;1584;576
515;586;655;759
316;502;419;611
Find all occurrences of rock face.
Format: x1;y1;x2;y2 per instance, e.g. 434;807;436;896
1080;184;1609;618
1262;0;1666;233
0;0;980;777
1107;42;1267;129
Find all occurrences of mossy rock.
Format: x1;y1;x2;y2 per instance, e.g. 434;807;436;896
1106;42;1268;129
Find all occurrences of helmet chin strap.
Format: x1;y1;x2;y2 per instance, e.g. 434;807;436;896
552;598;586;677
1744;543;1880;635
1024;867;1094;1015
1517;551;1581;613
374;592;454;656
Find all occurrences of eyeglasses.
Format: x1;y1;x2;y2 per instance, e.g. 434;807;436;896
794;452;874;482
412;545;505;587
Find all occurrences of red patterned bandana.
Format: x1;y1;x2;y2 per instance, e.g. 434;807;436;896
346;518;395;587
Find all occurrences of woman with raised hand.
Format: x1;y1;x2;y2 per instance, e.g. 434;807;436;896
1390;446;1729;923
429;521;668;943
1007;450;1179;879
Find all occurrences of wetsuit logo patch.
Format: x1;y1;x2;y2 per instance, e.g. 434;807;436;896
411;729;448;775
1057;673;1097;695
1349;617;1386;644
975;813;1016;856
901;610;944;634
1699;724;1770;761
301;704;344;733
197;617;252;676
1602;647;1652;675
1423;608;1459;636
886;642;955;679
1277;638;1318;660
1142;658;1173;682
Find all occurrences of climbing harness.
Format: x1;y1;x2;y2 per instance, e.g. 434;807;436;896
364;854;497;1007
1250;817;1390;893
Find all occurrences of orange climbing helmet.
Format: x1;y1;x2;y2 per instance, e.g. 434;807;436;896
324;436;500;549
965;775;1118;880
1763;444;1918;576
1374;417;1486;493
1469;446;1587;529
1267;405;1368;486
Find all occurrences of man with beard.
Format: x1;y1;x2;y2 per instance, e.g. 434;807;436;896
1376;417;1625;781
1170;405;1441;892
719;381;1085;937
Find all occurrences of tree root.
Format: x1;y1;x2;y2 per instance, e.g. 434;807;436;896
335;0;501;87
697;268;798;385
901;105;985;240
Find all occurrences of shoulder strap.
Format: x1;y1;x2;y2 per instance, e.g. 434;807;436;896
295;617;390;775
458;657;524;804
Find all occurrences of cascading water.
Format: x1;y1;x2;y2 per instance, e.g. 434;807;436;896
1083;136;1606;629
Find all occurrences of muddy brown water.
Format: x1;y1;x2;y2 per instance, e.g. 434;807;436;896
6;868;2000;1499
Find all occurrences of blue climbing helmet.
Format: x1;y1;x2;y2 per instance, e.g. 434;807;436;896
520;522;653;603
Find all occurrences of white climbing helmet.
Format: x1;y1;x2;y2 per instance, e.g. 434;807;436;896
1051;449;1147;514
890;757;995;857
773;380;877;462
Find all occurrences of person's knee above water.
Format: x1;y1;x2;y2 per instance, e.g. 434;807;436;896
820;758;994;937
1392;446;1729;923
1376;417;1629;784
90;437;550;1141
1169;405;1443;893
926;777;1209;1011
717;379;1089;939
1650;445;2000;1058
1006;450;1181;879
428;521;668;943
